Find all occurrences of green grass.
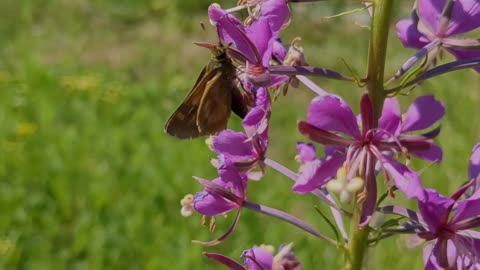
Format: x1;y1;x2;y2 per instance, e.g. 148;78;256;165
0;1;479;269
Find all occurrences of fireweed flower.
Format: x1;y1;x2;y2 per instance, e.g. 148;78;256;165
396;0;480;72
416;184;480;269
211;87;271;180
296;93;444;225
208;2;289;86
193;153;331;245
204;243;302;270
377;143;480;269
192;155;247;245
242;243;302;270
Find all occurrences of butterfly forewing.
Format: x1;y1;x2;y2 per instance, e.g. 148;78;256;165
164;67;217;139
196;70;233;134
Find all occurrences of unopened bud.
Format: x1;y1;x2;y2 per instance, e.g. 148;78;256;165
180;194;194;217
283;37;307;67
205;136;214;151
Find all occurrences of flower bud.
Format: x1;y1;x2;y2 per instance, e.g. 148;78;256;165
283;37;307;67
180;194;194;217
205;136;215;151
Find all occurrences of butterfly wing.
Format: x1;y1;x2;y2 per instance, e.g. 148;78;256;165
196;68;233;134
231;85;249;119
164;67;217;139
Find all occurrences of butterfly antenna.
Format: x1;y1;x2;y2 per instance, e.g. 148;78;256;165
200;22;207;32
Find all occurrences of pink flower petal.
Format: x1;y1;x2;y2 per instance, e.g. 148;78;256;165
402;95;445;132
451;196;480;224
396;18;429;49
444;0;480;36
208;5;256;63
307;95;361;139
217;156;247;196
411;144;443;163
382;155;425;200
296;142;316;163
258;0;290;37
418;189;454;232
242;246;274;270
417;0;444;34
246;18;274;66
378;97;402;135
272;38;287;61
213;130;255;161
293;155;344;194
193;188;238;216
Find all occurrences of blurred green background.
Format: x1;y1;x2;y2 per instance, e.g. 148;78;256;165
0;0;479;269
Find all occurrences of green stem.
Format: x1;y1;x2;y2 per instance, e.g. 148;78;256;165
344;199;370;270
344;1;395;269
366;0;394;123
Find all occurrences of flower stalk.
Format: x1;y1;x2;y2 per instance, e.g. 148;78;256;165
344;197;370;270
366;0;394;122
346;1;395;269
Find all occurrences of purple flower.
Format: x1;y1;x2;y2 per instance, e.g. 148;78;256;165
242;245;275;270
378;143;480;269
417;183;480;269
242;243;302;270
208;3;290;86
396;0;480;72
192;155;247;245
212;87;271;180
204;243;302;270
194;155;247;216
296;93;444;225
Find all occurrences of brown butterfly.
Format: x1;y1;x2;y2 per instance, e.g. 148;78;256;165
164;42;250;139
